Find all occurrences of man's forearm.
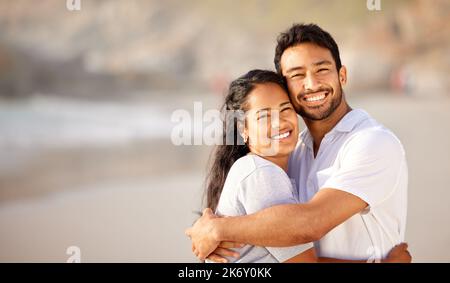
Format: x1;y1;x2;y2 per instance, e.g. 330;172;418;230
213;203;322;247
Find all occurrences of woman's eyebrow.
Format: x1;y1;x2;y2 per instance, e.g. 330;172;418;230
255;107;270;115
255;102;291;114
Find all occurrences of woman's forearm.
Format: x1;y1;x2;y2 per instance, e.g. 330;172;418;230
214;203;320;247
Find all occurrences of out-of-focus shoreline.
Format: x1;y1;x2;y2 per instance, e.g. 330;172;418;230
0;92;449;262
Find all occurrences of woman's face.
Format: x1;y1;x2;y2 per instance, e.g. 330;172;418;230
243;82;299;158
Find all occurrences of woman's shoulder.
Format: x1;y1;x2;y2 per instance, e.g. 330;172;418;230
229;155;299;210
228;155;287;183
219;154;298;216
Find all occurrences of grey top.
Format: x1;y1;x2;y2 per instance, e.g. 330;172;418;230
208;154;312;263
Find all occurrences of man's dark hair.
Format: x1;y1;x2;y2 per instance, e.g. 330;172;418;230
274;23;342;74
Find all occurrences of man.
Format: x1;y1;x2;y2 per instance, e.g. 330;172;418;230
186;23;408;262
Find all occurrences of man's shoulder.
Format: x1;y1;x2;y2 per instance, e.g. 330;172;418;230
344;125;405;158
345;109;402;147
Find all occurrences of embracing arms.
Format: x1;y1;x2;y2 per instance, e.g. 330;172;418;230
186;129;408;261
186;188;367;260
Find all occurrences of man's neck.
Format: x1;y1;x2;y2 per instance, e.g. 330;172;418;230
304;101;352;157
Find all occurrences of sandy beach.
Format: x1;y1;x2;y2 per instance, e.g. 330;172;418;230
0;93;449;262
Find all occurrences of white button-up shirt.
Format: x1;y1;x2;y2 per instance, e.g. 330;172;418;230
288;109;408;261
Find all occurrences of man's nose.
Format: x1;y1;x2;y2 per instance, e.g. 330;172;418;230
304;72;319;91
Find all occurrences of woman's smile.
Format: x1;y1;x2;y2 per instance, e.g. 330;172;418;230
271;129;293;141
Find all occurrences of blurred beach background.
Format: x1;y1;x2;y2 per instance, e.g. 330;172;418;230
0;0;449;262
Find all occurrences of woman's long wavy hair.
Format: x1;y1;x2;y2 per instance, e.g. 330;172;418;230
205;69;288;212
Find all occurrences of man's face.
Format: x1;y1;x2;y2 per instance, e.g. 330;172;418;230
280;42;347;121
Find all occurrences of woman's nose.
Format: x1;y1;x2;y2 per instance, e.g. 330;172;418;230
270;111;280;129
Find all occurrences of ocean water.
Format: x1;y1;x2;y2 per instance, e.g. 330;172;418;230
0;95;173;149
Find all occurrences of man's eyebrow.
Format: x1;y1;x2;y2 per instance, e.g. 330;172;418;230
313;60;333;66
285;60;333;74
285;66;305;74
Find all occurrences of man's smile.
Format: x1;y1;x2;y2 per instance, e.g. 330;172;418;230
299;90;331;106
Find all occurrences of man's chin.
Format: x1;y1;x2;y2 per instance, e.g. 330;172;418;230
299;107;333;121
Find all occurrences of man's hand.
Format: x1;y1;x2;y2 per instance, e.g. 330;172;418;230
185;208;222;261
382;243;412;263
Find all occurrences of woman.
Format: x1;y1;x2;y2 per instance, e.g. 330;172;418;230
204;69;410;263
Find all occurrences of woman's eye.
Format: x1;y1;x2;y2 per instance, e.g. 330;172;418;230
281;107;293;112
257;113;269;120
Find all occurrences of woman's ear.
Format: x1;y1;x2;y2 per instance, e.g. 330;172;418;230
237;122;248;144
242;133;248;143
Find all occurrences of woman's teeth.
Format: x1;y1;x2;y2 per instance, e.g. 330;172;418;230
272;131;291;140
305;93;326;102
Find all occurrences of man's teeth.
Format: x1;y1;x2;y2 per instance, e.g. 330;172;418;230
272;131;290;140
305;93;326;102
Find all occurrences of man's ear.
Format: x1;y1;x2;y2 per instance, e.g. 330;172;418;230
339;65;347;86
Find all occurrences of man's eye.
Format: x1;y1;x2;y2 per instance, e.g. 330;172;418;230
318;68;329;73
291;73;304;79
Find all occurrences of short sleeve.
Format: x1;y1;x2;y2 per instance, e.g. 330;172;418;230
322;128;406;209
239;166;313;262
239;166;297;213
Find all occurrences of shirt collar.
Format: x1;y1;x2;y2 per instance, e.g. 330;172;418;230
333;109;370;133
299;109;370;149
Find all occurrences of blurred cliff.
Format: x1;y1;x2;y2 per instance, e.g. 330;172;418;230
0;0;448;99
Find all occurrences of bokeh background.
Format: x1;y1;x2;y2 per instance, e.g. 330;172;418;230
0;0;449;262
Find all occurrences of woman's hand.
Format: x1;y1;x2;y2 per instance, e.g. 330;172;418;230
205;241;244;263
185;208;222;261
382;243;412;263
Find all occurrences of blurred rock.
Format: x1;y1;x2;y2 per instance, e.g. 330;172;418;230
345;0;449;96
0;0;448;98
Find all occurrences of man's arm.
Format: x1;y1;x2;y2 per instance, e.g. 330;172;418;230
284;243;412;263
186;188;367;260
